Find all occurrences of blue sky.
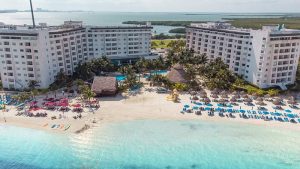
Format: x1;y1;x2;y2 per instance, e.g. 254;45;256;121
0;0;299;12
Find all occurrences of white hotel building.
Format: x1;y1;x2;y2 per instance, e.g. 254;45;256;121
0;21;153;90
186;22;300;89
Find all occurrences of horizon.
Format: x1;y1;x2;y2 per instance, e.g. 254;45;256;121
0;0;300;13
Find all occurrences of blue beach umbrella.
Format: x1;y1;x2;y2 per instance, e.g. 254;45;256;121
193;106;199;110
206;104;213;107
274;112;282;116
239;110;246;113
227;109;233;113
285;109;292;113
263;111;269;115
287;114;296;118
216;107;222;112
195;102;202;106
205;107;211;111
184;105;190;108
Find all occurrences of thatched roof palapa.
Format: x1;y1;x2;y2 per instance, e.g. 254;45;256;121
167;64;187;83
92;76;118;96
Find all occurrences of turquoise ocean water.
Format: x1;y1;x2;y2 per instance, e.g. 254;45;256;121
0;120;300;169
0;12;297;35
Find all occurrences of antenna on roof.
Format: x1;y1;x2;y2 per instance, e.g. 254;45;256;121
29;0;36;28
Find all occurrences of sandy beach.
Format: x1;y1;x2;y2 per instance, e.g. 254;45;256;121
1;87;300;133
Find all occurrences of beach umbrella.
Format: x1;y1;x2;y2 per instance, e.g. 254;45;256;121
256;97;264;102
219;99;227;103
199;90;207;95
287;114;296;118
205;107;211;111
195;102;202;106
191;96;199;101
221;94;229;99
203;98;211;103
256;101;266;106
184;105;190;108
211;89;219;95
244;98;252;103
240;110;246;113
72;104;81;108
230;98;237;102
227;109;233;113
274;112;282;116
242;95;249;99
234;95;241;99
206;103;213;107
200;93;207;98
285;109;292;113
273;98;282;105
190;91;197;96
288;96;295;101
193;106;199;110
220;91;227;95
231;91;238;95
263;111;269;115
216;107;223;112
272;100;281;105
211;94;219;99
287;100;297;105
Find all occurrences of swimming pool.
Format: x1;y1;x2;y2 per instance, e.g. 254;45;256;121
151;70;168;75
115;75;126;81
144;70;168;79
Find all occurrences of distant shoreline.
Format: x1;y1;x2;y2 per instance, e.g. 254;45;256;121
123;16;300;29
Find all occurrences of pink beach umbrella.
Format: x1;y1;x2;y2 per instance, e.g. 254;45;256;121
72;104;81;108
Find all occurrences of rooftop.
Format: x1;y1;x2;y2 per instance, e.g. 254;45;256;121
188;22;300;34
91;76;117;95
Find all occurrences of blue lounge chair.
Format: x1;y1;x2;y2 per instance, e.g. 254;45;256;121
284;118;289;122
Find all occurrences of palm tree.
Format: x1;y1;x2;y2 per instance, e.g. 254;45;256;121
28;80;39;90
194;54;208;65
74;62;93;80
31;89;39;101
135;57;147;81
80;85;96;103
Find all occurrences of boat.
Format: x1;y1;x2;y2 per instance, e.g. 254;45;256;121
64;125;71;131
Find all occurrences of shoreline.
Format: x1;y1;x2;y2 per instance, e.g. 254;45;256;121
1;89;300;133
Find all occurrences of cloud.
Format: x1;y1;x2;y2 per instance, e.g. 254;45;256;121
0;0;299;12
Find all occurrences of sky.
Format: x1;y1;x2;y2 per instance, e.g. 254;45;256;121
0;0;299;13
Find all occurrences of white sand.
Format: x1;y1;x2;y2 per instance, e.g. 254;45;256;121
1;87;300;133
